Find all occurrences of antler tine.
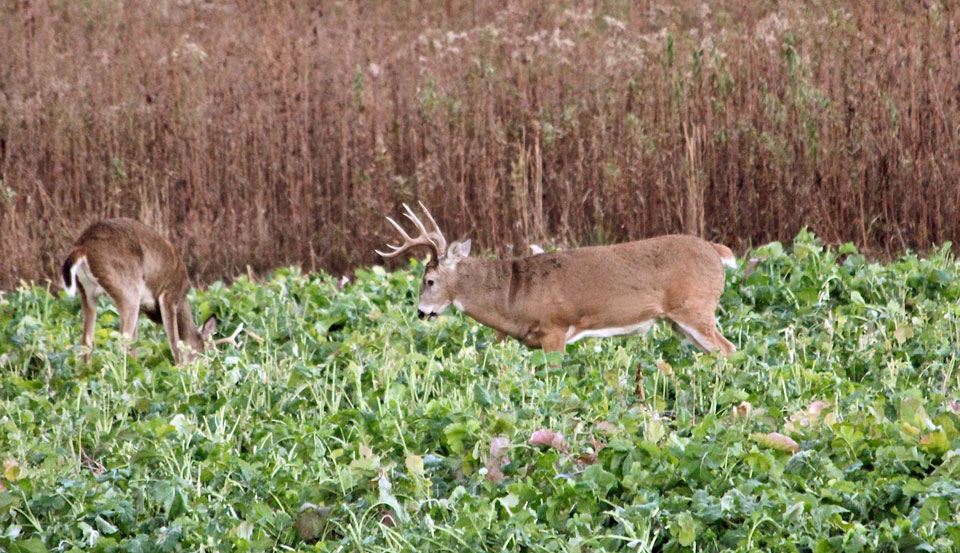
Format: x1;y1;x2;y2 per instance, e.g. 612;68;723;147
417;201;448;253
375;207;442;259
374;217;413;257
385;216;415;242
401;203;432;237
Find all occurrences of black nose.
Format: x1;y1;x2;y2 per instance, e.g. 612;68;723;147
417;310;426;320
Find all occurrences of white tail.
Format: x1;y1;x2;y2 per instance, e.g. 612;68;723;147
61;218;218;364
710;243;737;269
61;253;86;297
378;205;737;359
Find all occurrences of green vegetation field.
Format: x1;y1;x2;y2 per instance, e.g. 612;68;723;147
2;232;960;552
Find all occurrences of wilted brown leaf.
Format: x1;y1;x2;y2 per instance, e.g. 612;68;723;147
485;437;511;483
948;399;960;415
529;429;567;452
294;503;331;543
577;436;608;466
635;364;645;399
380;508;399;528
785;400;832;433
743;257;765;278
595;421;617;434
733;401;753;419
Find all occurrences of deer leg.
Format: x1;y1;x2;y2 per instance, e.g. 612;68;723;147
80;287;97;363
669;311;733;356
116;293;141;359
158;292;182;365
711;325;736;356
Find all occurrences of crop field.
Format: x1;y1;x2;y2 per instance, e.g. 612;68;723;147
1;233;959;552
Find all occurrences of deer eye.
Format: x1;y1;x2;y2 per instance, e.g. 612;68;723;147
426;279;435;287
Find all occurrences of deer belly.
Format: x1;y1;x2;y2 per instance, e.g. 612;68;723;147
565;320;654;344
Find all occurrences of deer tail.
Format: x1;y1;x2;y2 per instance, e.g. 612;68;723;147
710;242;736;269
61;247;86;297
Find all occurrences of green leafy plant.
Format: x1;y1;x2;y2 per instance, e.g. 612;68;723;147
1;234;959;552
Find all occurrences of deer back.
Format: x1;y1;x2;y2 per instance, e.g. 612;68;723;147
68;218;191;304
475;234;727;326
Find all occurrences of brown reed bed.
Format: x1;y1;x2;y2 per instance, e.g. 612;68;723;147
1;1;958;289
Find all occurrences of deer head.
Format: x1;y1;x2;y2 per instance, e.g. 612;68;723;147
376;203;471;320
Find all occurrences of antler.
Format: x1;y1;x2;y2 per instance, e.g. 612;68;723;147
415;201;448;254
375;203;447;260
212;323;245;348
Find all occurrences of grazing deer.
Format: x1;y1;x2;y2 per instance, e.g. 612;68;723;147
61;218;217;364
377;204;736;357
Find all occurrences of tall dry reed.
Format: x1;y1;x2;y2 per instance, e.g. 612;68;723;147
2;1;958;289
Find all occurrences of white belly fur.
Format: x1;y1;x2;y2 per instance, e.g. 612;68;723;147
566;320;655;344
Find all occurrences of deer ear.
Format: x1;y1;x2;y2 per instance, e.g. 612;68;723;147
200;314;218;339
447;239;471;260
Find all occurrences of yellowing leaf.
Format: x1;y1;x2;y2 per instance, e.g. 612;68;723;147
673;511;697;547
753;432;800;453
645;416;666;443
901;422;921;438
656;361;674;378
405;455;424;478
3;460;21;482
893;324;914;344
919;431;949;457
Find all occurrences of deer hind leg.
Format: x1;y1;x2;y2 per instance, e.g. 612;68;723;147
712;327;736;356
80;286;97;362
158;292;182;365
669;310;735;356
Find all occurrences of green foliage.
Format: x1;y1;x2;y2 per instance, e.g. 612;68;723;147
2;233;960;551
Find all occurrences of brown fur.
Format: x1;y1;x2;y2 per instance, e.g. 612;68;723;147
429;235;735;356
61;218;216;364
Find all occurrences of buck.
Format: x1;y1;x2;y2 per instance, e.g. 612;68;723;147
377;204;736;357
61;218;218;364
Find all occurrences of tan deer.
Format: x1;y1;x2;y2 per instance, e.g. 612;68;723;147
377;204;736;357
61;218;218;364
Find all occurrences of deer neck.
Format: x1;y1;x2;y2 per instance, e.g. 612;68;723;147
451;258;526;338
